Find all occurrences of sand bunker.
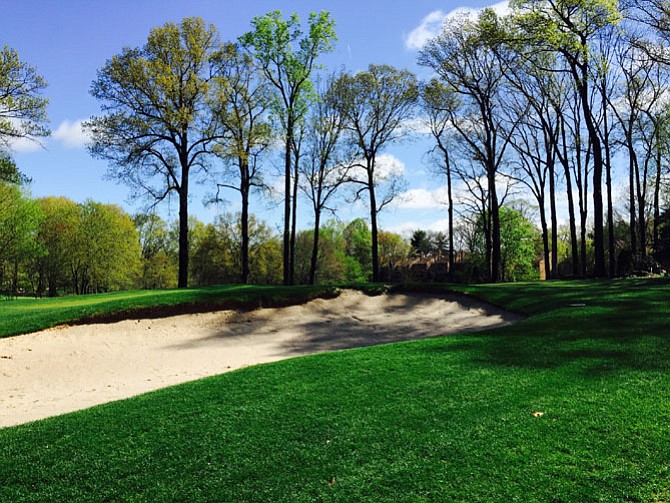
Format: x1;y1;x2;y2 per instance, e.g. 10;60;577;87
0;290;521;428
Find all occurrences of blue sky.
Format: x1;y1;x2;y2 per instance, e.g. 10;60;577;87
4;0;509;235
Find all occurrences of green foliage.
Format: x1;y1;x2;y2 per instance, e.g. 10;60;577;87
1;280;670;501
410;229;432;259
343;218;372;281
239;10;337;122
0;184;41;295
77;201;142;293
378;230;410;268
134;213;177;289
468;206;540;282
0;46;49;149
87;16;227;288
190;213;282;285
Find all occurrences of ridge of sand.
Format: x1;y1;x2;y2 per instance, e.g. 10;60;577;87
0;290;522;428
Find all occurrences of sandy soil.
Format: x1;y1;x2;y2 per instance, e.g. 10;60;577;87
0;290;521;428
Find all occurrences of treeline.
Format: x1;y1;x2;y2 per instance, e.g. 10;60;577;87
1;182;548;295
5;3;670;289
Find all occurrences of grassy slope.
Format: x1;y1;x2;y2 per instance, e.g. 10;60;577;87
0;284;338;338
1;279;669;502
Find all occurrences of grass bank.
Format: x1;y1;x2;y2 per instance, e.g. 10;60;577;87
1;279;669;501
0;284;338;339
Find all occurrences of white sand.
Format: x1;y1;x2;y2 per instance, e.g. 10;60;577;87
0;290;521;428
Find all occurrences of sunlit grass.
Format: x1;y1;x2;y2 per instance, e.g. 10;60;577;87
1;279;669;501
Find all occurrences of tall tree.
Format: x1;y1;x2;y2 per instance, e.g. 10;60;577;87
210;42;273;283
240;10;337;285
421;79;457;275
420;10;518;282
511;0;623;277
300;75;351;285
86;17;225;288
333;64;418;282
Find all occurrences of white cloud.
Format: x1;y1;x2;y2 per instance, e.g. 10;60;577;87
350;153;406;182
404;10;449;51
404;1;511;50
52;119;89;148
8;136;43;153
395;187;445;210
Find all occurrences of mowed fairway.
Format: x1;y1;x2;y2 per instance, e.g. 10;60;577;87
1;279;669;502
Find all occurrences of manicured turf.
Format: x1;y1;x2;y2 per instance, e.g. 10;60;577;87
1;279;669;501
0;284;338;339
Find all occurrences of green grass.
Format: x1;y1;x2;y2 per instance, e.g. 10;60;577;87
0;284;338;339
1;279;669;502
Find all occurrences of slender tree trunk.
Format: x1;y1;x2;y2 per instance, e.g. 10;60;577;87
290;153;299;285
240;174;250;284
549;167;558;279
583;111;606;277
489;167;501;283
447;157;455;276
628;140;637;257
636;163;647;260
178;169;189;289
605;136;615;277
283;130;292;286
540;196;550;281
560;122;580;277
573;61;605;277
368;162;380;282
653;145;662;253
309;208;321;285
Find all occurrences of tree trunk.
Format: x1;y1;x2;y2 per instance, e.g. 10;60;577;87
289;152;299;285
627;140;637;258
653;145;662;253
368;162;380;282
539;196;550;281
178;174;189;289
549;161;558;279
560;123;580;277
283;133;292;286
447;156;455;276
605;135;615;277
489;167;501;283
309;209;321;285
583;111;606;277
240;175;250;284
574;60;605;277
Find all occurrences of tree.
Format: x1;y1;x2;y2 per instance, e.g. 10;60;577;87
86;17;226;288
0;46;49;165
75;202;141;293
0;184;41;295
410;230;433;259
419;10;519;282
333;64;418;282
190;213;282;286
134;213;177;289
343;218;373;282
511;0;623;277
211;42;273;283
32;197;80;296
300;74;352;284
240;10;337;286
468;205;539;282
421;79;457;274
